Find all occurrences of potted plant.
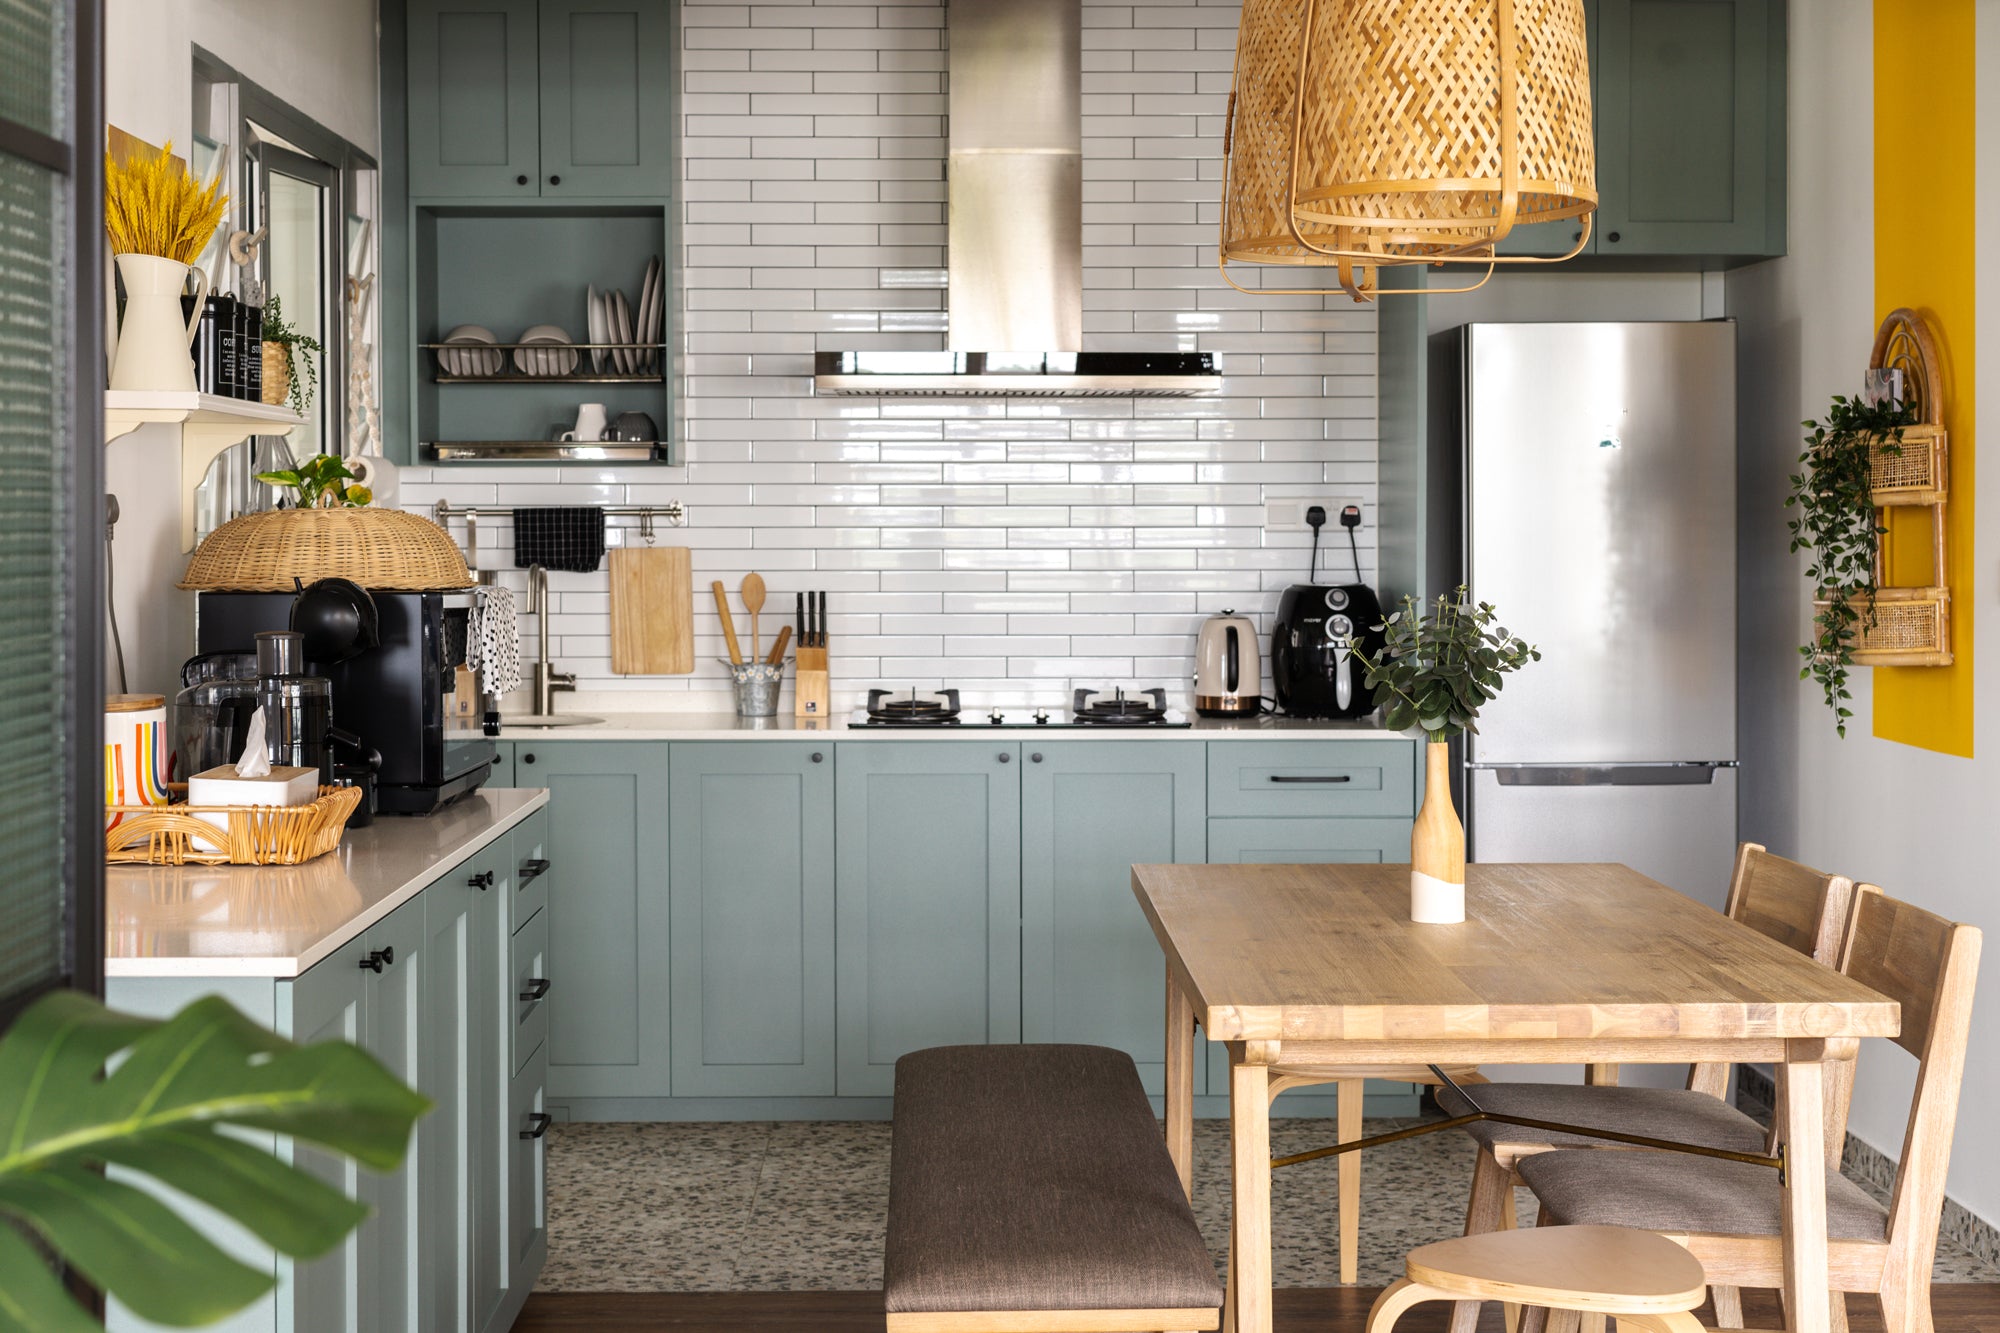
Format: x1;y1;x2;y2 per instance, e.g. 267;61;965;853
1348;588;1538;923
262;294;323;416
1785;393;1915;736
257;452;372;508
103;140;228;393
0;989;426;1328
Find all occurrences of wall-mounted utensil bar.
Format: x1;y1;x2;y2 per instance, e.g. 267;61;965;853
433;499;687;528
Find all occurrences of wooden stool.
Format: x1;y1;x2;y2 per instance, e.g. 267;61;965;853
1365;1226;1707;1333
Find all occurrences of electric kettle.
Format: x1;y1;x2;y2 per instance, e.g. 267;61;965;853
1194;610;1262;717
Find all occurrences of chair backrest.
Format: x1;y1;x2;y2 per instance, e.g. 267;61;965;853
1724;842;1854;963
1839;885;1981;1282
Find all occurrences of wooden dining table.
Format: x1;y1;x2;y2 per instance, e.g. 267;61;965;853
1132;861;1902;1333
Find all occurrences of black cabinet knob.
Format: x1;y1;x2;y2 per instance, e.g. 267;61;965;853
379;947;394;967
811;752;824;763
520;977;552;1002
516;174;529;186
469;870;495;890
548;174;561;186
358;950;385;973
1031;753;1043;763
998;752;1011;764
522;753;537;765
521;1112;554;1140
1607;231;1622;243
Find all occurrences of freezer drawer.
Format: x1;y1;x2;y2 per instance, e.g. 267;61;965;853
1466;764;1738;910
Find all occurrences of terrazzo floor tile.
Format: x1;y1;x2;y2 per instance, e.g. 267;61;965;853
536;1115;2000;1292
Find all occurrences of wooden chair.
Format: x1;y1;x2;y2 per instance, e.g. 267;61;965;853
1513;886;1981;1333
1367;1226;1709;1333
1442;844;1853;1331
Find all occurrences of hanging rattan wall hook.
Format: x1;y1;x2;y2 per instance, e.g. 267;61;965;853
1219;0;1597;301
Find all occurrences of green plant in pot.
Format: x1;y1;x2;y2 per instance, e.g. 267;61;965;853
261;294;322;417
1785;394;1915;737
257;452;372;508
1347;587;1538;923
0;989;427;1329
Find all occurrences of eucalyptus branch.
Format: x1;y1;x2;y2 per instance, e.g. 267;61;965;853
1346;586;1539;742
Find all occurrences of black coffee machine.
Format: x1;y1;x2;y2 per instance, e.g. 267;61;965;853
1270;505;1387;720
196;589;495;813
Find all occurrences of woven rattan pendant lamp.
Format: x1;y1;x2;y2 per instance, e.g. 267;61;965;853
1220;0;1597;301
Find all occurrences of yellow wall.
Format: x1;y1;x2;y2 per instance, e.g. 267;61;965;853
1872;0;1977;755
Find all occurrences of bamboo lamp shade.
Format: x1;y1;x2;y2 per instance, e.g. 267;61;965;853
180;506;475;591
1220;0;1597;299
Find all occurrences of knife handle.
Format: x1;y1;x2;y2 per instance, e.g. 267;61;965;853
712;581;743;664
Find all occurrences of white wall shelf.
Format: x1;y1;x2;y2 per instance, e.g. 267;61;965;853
104;391;303;550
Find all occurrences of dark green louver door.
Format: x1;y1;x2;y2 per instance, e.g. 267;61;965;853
0;0;104;1024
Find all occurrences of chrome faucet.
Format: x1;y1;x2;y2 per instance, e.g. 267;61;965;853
528;564;576;716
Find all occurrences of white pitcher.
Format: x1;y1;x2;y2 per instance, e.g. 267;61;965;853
109;252;207;393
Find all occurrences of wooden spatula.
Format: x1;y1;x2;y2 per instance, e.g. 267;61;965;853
741;571;766;660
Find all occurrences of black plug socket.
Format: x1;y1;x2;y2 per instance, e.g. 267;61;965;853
1305;504;1327;531
1339;504;1361;529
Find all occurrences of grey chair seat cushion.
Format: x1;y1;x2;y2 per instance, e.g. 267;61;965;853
1519;1145;1890;1242
1436;1081;1770;1155
885;1044;1223;1315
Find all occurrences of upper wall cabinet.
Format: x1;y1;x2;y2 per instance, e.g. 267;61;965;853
1499;0;1784;264
407;0;673;200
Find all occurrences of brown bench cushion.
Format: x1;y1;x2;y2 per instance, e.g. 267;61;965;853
884;1044;1223;1315
1519;1146;1890;1242
1435;1081;1770;1155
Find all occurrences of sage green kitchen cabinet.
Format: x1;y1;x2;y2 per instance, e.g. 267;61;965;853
1020;741;1206;1095
668;743;836;1096
537;0;675;197
407;0;673;199
406;0;542;199
422;856;478;1333
466;835;513;1333
521;742;672;1101
1206;817;1415;865
1595;0;1783;257
357;899;427;1333
834;742;1023;1096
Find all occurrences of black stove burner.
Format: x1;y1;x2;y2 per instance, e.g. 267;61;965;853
864;687;962;725
1072;687;1171;726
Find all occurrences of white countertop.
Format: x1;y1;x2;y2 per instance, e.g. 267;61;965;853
106;788;550;980
479;711;1412;742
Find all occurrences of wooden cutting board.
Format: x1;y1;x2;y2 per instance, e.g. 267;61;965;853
609;546;694;674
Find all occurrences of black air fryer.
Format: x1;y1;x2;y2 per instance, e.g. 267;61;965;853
1270;504;1386;719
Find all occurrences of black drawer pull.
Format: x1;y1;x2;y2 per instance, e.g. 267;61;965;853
521;1112;554;1140
520;977;552;1003
519;857;550;882
469;870;495;890
1269;774;1352;784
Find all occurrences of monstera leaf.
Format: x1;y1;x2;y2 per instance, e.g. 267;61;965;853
0;990;429;1329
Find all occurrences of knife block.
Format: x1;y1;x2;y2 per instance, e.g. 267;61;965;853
794;642;830;719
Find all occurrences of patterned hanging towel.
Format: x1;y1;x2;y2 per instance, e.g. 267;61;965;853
513;506;606;573
468;584;522;697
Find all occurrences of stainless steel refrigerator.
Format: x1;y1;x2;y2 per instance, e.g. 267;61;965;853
1441;321;1738;910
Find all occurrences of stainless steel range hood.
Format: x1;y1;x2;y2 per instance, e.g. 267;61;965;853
813;0;1220;398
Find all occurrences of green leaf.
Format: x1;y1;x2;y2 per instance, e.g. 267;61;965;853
0;1222;99;1332
253;470;300;489
96;1127;367;1258
0;1166;273;1325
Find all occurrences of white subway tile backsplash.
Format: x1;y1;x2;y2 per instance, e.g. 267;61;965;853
408;0;1379;707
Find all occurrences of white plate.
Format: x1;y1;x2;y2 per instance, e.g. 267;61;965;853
586;286;606;373
440;324;502;377
515;325;578;377
610;289;634;374
639;256;662;372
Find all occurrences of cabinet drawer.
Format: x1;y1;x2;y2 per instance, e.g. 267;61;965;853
512;904;549;1076
1207;741;1416;819
506;1052;549;1290
1207;817;1413;864
513;806;550;931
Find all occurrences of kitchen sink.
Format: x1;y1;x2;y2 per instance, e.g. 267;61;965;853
504;714;605;728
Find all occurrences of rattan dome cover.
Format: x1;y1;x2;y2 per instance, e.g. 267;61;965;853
180;506;474;591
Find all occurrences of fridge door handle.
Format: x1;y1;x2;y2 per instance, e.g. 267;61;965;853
1474;762;1734;787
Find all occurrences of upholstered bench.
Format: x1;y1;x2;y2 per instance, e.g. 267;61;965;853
884;1044;1224;1333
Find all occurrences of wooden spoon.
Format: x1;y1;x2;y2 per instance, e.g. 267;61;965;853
740;572;766;660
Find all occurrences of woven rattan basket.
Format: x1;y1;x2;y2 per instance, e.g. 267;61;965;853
1813;588;1950;668
181;506;474;591
106;785;363;867
1870;423;1948;506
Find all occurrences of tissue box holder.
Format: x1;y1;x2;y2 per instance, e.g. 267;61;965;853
106;778;363;867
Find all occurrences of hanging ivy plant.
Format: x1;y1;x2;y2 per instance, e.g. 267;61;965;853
1785;394;1915;736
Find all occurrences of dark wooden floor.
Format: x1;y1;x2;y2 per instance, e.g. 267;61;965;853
514;1285;2000;1332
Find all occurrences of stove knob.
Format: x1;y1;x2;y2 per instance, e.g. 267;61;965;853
1034;711;1049;724
989;711;1005;725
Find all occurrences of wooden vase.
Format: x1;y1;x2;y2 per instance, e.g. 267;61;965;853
1410;740;1466;923
262;343;291;407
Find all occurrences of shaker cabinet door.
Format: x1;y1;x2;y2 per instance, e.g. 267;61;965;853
359;899;428;1333
537;0;675;197
1020;741;1206;1095
407;0;542;198
834;743;1022;1096
668;743;836;1096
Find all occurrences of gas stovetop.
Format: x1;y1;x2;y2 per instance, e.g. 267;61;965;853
849;687;1192;729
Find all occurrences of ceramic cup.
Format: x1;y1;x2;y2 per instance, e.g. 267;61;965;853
559;403;609;442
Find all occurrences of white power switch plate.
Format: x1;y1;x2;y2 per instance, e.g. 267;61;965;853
1264;497;1365;532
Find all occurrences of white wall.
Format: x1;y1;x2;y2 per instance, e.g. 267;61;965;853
399;0;1379;712
103;0;380;698
1729;0;1999;1225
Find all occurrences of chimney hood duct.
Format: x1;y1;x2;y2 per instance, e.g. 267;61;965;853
813;0;1220;398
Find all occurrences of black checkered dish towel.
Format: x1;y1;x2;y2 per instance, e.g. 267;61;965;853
513;507;606;573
